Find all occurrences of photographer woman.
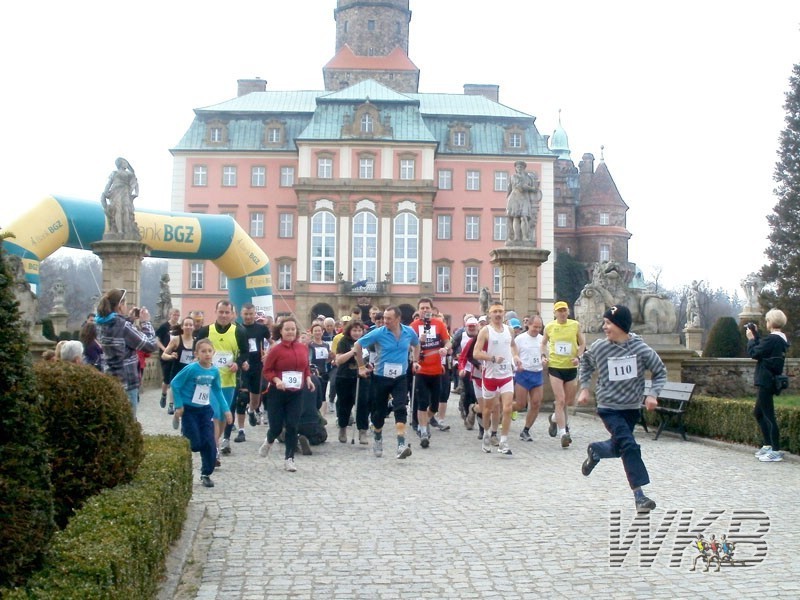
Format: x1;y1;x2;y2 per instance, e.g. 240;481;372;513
746;309;790;463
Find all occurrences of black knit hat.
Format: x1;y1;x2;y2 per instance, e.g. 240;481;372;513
603;305;632;333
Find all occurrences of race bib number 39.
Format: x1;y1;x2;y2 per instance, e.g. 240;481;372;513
608;355;637;381
282;370;303;390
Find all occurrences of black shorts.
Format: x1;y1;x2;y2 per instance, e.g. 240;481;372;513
161;359;174;384
241;367;264;394
548;367;578;383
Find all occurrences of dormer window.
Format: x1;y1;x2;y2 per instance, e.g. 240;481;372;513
361;113;374;133
447;122;472;151
205;119;228;146
263;119;286;147
453;131;466;147
503;125;527;152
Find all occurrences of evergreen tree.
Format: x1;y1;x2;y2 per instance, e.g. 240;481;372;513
0;233;54;585
703;316;745;358
554;251;588;306
762;61;800;353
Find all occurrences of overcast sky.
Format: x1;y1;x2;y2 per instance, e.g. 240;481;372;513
1;0;798;296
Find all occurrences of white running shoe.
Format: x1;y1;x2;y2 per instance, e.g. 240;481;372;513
754;445;772;458
258;439;272;458
285;458;297;472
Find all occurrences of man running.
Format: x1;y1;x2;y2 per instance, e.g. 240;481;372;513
409;298;452;447
239;303;270;437
354;306;420;459
514;315;545;441
473;303;522;455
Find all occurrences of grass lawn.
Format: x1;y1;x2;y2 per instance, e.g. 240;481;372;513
733;395;800;407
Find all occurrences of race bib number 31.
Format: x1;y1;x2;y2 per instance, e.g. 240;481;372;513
608;355;637;381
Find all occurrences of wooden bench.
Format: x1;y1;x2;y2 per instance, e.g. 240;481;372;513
640;380;696;440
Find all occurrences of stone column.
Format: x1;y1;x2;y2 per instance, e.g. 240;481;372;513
91;239;151;307
684;326;703;354
489;247;551;317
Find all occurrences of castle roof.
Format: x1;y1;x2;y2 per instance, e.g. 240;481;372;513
324;45;419;72
580;161;628;209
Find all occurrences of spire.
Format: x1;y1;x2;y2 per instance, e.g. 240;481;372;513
550;109;571;160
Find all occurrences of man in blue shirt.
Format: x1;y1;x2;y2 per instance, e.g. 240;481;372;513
354;306;420;459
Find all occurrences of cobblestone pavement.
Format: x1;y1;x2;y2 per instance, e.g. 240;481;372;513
139;388;799;599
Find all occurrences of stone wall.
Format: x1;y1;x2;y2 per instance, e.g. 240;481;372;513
681;358;800;397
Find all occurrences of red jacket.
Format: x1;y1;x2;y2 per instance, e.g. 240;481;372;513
263;339;311;389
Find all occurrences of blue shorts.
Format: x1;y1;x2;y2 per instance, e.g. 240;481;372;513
515;369;543;391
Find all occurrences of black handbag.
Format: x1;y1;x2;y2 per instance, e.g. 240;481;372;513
774;374;790;395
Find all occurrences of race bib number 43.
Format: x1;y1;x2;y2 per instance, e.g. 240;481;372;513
608;355;637;381
214;351;234;369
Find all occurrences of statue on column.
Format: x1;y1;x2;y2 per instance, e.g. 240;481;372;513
101;157;141;240
686;280;702;328
156;273;172;322
506;160;541;245
741;273;764;313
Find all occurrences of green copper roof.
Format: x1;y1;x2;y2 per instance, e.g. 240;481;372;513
197;91;320;114
320;80;417;104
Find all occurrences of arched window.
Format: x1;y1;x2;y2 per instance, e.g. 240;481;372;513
352;211;378;284
393;213;418;284
310;211;336;283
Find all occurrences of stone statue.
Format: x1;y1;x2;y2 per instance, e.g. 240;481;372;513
573;260;677;334
741;273;763;313
479;286;492;316
156;273;172;322
506;160;541;245
51;278;66;313
5;254;38;337
101;157;140;239
686;280;702;328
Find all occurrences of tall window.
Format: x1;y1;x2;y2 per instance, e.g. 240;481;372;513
278;264;292;291
250;212;265;238
193;165;207;187
393;213;418;284
279;213;294;238
493;216;507;241
465;215;480;240
400;159;415;180
251;166;266;187
210;127;222;143
493;267;501;294
509;133;522;148
494;170;508;192
280;166;295;187
438;169;453;190
453;131;466;146
267;127;281;143
219;271;229;291
189;262;204;290
464;266;479;294
599;243;611;262
311;212;336;282
361;113;374;133
436;265;451;293
557;213;567;227
352;212;378;284
317;157;333;179
437;214;452;240
600;212;610;225
222;166;237;187
359;157;374;179
466;170;480;191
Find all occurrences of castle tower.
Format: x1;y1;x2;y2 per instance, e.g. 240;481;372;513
324;0;420;93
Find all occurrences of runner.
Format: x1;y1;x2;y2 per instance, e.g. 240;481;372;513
239;303;270;439
541;300;586;449
334;319;371;445
353;306;420;459
409;298;452;447
577;305;666;511
473;303;522;455
514;315;545;442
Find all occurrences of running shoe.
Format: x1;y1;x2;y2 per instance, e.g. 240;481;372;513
482;435;492;454
497;441;512;455
561;432;572;449
581;445;599;476
220;438;232;454
200;475;214;488
285;458;297;472
420;431;430;448
754;445;772;458
519;429;532;442
234;430;246;443
635;496;657;512
373;437;383;458
548;413;557;437
396;444;412;459
758;450;784;462
160;393;167;409
248;409;257;427
258;439;272;458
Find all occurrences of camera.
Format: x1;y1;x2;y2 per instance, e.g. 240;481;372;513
132;307;141;319
423;316;431;332
745;322;757;334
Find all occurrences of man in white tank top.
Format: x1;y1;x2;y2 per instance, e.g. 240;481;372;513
473;303;522;455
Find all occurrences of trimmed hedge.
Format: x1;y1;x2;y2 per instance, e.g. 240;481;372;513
1;435;192;600
642;395;800;454
703;316;745;358
32;362;145;528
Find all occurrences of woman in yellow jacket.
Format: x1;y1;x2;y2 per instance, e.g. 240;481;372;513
541;301;585;449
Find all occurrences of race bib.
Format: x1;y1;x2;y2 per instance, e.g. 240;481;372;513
179;350;194;364
314;346;329;360
383;362;403;378
248;338;258;353
282;370;303;390
495;361;511;375
465;362;474;373
554;341;573;356
418;325;437;340
192;383;211;406
608;355;637;381
530;354;541;367
213;351;234;369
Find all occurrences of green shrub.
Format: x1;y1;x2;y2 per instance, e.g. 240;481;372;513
1;436;193;600
40;319;56;342
32;362;144;528
0;235;54;587
703;316;745;357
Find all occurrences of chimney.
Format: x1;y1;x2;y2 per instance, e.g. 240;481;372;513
463;84;499;103
237;78;267;97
